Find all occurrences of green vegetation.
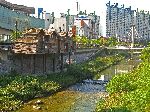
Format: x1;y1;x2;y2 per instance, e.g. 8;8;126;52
11;30;22;41
0;74;59;111
81;54;124;78
74;35;148;49
0;50;125;111
0;69;89;112
96;45;150;111
17;91;79;112
74;36;118;48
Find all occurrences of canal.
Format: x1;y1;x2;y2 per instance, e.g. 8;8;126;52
17;58;141;112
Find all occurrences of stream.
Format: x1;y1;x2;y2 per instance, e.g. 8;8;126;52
18;58;141;112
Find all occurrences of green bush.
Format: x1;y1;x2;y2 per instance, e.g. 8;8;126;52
96;45;150;112
0;51;124;111
0;74;61;111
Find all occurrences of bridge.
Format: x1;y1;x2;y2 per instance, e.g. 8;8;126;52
112;25;145;54
106;46;144;54
106;46;144;50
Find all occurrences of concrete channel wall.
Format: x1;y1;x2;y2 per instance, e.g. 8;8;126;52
63;49;99;64
0;48;101;74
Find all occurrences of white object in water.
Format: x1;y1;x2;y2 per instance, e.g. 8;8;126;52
98;75;105;81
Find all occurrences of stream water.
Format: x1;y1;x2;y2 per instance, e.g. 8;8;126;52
66;58;140;112
18;58;141;112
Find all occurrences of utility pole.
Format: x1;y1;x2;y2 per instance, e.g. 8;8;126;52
76;1;78;12
66;32;71;65
66;9;71;65
15;21;18;39
58;28;63;71
131;25;135;48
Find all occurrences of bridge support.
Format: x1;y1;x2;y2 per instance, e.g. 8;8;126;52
131;25;135;48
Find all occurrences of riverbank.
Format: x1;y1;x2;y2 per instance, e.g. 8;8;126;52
0;53;125;111
95;51;146;111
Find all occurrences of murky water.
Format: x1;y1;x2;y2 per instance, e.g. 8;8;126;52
93;58;140;81
67;83;106;112
18;58;141;112
66;58;141;112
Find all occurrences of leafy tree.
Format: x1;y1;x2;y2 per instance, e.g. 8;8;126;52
140;43;150;62
11;30;22;41
96;45;150;112
107;36;117;47
98;37;108;46
81;36;88;46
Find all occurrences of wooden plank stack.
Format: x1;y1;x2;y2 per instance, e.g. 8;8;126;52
12;28;75;54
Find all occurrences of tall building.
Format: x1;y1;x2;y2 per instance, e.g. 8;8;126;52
106;1;150;40
52;13;77;33
0;0;45;37
135;9;150;40
106;1;135;38
74;14;92;38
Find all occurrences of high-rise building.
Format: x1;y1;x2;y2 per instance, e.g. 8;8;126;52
44;12;55;29
106;1;150;40
135;9;150;40
106;1;135;38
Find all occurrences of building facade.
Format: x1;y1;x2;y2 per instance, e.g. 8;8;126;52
106;1;150;40
135;9;150;40
74;16;91;38
106;1;135;38
44;12;55;29
0;0;45;36
53;17;67;32
48;11;101;39
73;11;100;39
52;13;77;33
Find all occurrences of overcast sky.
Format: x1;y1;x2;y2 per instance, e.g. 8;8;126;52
6;0;150;36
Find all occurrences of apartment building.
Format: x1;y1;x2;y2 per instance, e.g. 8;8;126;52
106;1;150;40
106;1;135;38
135;9;150;40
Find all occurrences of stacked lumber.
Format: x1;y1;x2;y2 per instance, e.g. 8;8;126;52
16;37;38;43
12;28;75;54
12;43;36;54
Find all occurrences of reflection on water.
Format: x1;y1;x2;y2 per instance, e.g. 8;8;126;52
69;92;106;112
93;58;141;81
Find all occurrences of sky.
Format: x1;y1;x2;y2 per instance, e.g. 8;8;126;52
6;0;150;36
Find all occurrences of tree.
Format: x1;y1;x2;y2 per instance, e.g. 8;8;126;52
11;30;22;41
140;43;150;62
107;36;117;47
98;37;108;46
